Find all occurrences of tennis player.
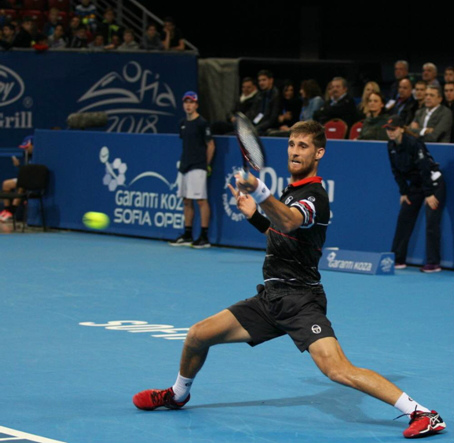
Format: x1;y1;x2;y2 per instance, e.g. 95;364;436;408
133;120;445;439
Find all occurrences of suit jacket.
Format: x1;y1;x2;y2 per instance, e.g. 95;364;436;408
411;105;452;143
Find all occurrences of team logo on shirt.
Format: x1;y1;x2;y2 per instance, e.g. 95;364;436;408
311;324;322;334
285;196;294;205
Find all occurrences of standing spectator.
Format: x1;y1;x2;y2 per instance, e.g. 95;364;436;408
12;18;34;48
250;69;281;136
169;91;215;248
97;7;123;45
298;79;324;121
421;63;440;87
48;23;67;49
384;115;446;273
357;92;389;140
388;78;418;126
357;81;380;119
75;0;97;33
161;16;184;51
410;85;452;143
313;76;358;127
118;28;139;51
141;23;163;50
443;81;454;142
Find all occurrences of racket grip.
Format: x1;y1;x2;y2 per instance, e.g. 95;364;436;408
241;168;249;180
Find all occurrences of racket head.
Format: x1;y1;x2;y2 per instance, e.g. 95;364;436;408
233;112;266;171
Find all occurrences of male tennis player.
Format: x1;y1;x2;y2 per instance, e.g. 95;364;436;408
133;120;445;439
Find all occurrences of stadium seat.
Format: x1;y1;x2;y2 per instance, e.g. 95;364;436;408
47;0;70;12
349;120;364;139
0;164;49;232
20;10;45;30
324;118;348;139
22;0;46;10
3;9;17;21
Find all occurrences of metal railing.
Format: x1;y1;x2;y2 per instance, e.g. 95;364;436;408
70;0;198;52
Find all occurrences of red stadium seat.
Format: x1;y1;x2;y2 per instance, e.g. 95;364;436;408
3;9;17;21
20;10;45;30
324;118;348;139
47;0;70;12
349;120;364;139
22;0;46;10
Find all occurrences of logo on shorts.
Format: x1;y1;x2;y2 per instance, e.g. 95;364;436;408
311;324;322;334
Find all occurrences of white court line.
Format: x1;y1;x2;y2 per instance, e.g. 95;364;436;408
0;427;66;443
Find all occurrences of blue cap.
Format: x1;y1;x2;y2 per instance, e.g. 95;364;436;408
19;135;34;149
182;91;198;102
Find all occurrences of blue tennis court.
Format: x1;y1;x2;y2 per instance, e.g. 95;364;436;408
1;231;452;443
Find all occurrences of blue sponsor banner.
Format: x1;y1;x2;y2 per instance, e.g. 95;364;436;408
0;51;197;147
320;248;395;275
28;132;454;268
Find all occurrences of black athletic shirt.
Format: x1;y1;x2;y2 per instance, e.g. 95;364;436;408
263;176;330;299
178;116;213;173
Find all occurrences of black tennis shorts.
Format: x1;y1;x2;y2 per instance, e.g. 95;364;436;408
227;284;336;352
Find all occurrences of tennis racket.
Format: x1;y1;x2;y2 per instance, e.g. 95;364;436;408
233;112;266;179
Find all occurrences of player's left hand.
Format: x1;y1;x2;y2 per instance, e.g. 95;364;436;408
234;171;258;195
227;183;257;218
425;195;439;210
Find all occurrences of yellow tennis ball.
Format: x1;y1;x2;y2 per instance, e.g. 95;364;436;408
83;212;110;230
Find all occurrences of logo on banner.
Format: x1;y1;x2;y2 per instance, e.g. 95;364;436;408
379;257;394;273
0;64;33;129
99;146;184;228
76;61;177;134
222;167;247;222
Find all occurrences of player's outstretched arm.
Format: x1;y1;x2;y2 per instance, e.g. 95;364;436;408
235;172;303;233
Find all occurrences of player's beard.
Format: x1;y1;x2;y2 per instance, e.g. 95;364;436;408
288;155;317;181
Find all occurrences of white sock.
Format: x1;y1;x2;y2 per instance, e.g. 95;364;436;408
394;392;430;415
172;372;194;402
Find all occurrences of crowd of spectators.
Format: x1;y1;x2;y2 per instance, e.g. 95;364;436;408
0;0;186;52
212;62;454;143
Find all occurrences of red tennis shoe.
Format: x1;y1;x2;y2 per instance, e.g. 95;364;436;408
403;410;446;438
133;387;190;411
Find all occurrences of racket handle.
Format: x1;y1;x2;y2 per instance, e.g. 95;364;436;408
241;168;249;180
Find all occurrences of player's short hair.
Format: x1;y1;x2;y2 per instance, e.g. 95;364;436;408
289;120;326;149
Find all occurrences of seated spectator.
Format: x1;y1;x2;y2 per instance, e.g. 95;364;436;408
67;15;82;42
444;66;454;85
161;16;184;51
104;33;120;50
413;80;427;111
12;18;35;48
275;80;301;128
358;81;380;119
141;23;163;50
357;92;389;141
421;62;440;87
118;28;139;51
48;23;67;49
97;7;123;44
443;81;454;142
298;79;324;121
42;7;60;37
249;69;280;136
211;76;259;135
388;78;418;126
67;24;88;48
313;76;358;127
324;81;333;102
410;85;452;143
88;33;105;51
0;23;15;50
75;0;97;33
387;60;411;102
0;135;34;224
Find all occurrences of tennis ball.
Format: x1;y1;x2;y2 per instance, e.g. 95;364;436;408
83;212;110;230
